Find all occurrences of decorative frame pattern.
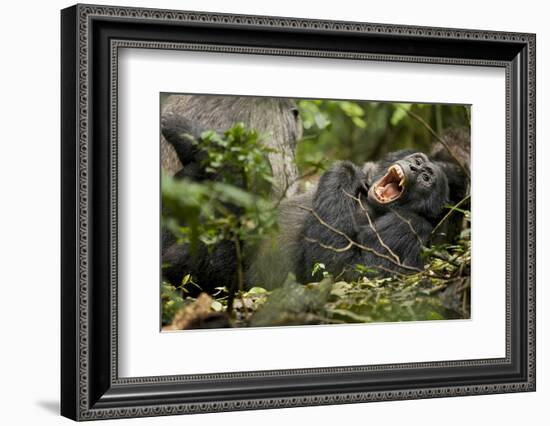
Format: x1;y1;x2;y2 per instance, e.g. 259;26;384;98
61;4;536;421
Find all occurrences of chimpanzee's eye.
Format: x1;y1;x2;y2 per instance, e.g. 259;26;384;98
422;174;430;182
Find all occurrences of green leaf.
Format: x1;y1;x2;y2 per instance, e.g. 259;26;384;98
247;286;268;295
354;264;377;275
390;103;412;126
211;300;224;312
351;116;367;128
338;101;364;118
312;262;328;278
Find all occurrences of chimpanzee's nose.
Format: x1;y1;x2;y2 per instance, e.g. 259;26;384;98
409;164;419;172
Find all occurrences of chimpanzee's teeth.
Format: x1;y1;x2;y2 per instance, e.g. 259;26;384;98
399;177;404;188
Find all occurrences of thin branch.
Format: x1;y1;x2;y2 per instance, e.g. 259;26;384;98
431;194;471;236
389;208;424;246
297;204;422;273
304;237;353;253
341;189;401;264
399;106;470;179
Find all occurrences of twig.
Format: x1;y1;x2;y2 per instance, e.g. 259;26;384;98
390;208;424;246
431;194;471;236
341;189;401;264
399;106;470;179
304;237;353;253
298;204;422;273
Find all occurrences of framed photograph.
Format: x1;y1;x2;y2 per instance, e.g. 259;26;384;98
61;4;536;421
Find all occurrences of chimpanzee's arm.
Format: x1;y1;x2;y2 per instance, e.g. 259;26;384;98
296;161;370;281
310;161;369;238
357;211;433;274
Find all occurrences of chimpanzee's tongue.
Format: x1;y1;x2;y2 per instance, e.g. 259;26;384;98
381;183;400;198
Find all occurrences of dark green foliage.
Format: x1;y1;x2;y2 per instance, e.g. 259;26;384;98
162;123;278;254
199;123;276;193
161;123;281;301
296;100;469;176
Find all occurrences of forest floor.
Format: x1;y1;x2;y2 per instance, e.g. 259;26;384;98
161;231;471;330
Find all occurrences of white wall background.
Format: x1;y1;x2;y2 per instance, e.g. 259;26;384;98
0;0;546;424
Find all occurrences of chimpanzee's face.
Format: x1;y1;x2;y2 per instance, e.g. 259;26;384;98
368;152;449;218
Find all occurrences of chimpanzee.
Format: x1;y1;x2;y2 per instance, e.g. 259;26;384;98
292;150;450;282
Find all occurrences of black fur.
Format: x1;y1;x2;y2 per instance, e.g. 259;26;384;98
163;239;239;295
160;112;212;182
294;151;449;282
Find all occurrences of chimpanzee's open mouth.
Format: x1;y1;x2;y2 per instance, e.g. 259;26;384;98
372;164;405;203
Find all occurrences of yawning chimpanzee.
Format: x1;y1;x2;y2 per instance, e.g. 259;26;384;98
294;150;450;282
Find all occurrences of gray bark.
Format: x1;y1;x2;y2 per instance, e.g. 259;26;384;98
160;94;303;196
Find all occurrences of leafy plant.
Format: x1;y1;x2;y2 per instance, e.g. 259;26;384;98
296;100;470;176
161;123;279;309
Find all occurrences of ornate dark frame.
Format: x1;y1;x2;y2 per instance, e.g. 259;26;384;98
60;3;536;421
